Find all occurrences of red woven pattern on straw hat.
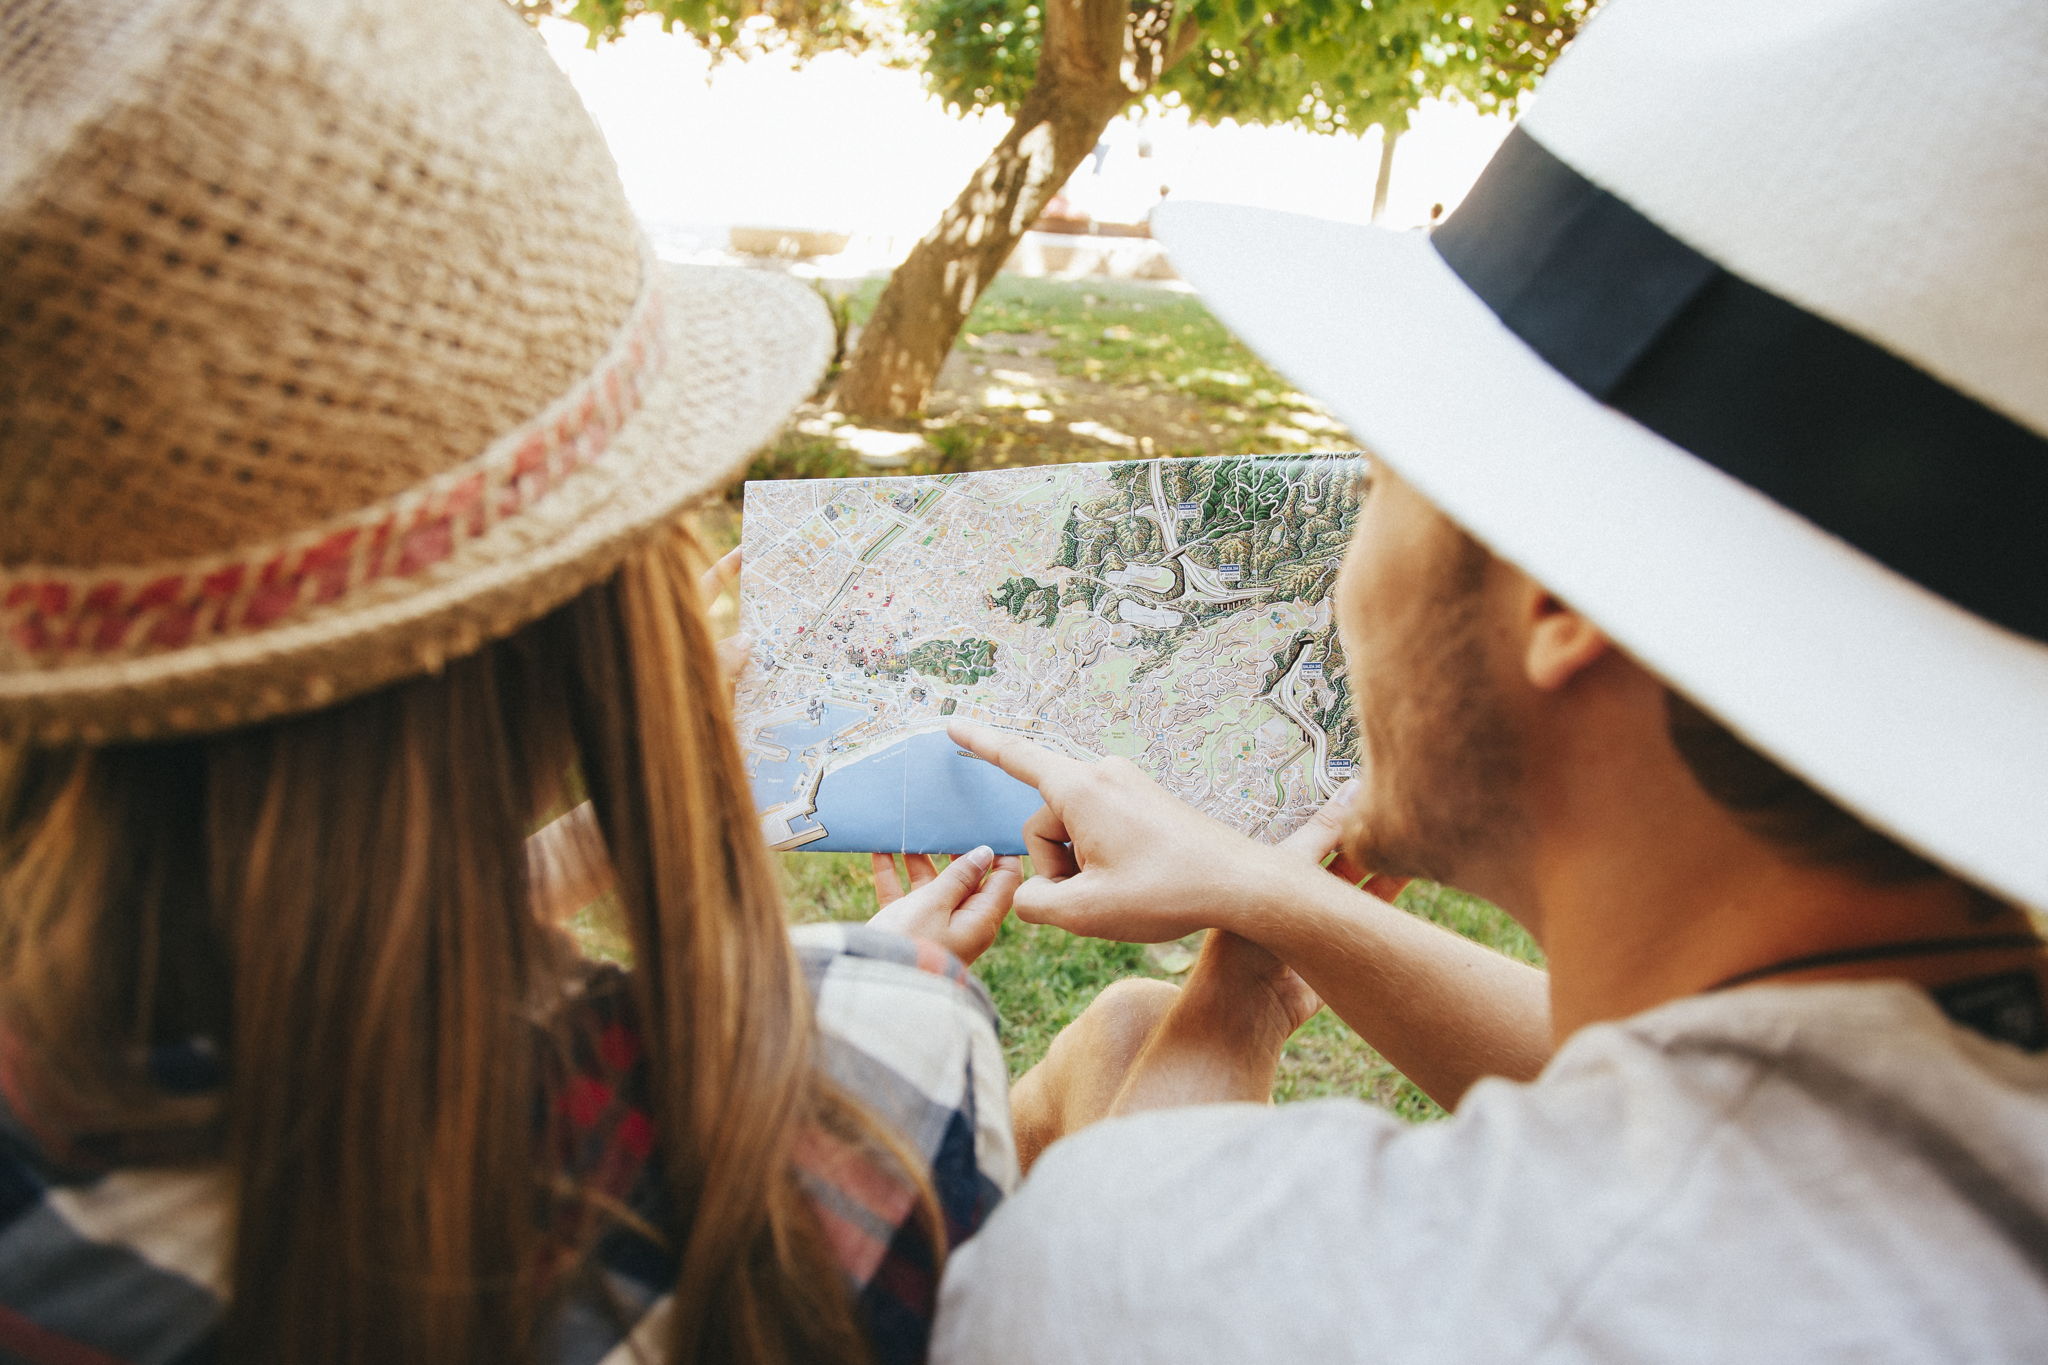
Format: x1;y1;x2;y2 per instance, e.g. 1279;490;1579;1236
1;278;666;667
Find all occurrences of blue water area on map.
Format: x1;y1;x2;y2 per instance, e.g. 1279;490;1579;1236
806;730;1045;854
748;700;873;807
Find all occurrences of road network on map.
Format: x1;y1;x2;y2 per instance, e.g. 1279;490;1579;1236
735;455;1364;852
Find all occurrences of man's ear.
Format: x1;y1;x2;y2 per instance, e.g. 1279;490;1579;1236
1518;582;1611;692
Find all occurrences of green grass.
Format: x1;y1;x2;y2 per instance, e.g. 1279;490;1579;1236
739;434;869;486
776;850;1541;1124
953;276;1311;420
734;275;1351;494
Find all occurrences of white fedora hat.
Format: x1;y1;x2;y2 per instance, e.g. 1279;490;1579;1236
0;0;830;744
1151;0;2048;911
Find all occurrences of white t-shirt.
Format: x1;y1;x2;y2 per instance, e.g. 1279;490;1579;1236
934;981;2048;1362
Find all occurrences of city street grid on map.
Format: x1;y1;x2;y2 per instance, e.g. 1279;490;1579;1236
735;454;1366;854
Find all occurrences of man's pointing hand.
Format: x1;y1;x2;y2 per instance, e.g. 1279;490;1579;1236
949;718;1269;943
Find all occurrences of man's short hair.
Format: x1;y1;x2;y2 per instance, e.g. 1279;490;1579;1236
1664;689;1943;886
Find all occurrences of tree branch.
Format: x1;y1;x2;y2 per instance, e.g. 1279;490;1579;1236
1162;2;1206;76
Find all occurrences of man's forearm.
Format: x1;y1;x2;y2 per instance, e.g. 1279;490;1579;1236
1232;859;1553;1108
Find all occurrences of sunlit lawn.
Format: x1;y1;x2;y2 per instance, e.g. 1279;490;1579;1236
777;851;1540;1123
725;273;1353;497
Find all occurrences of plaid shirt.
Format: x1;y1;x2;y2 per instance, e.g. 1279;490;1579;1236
0;922;1016;1365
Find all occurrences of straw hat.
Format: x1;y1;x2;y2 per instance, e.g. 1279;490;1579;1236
0;0;831;744
1151;0;2048;910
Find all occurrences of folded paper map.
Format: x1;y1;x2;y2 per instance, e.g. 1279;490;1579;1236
735;454;1364;854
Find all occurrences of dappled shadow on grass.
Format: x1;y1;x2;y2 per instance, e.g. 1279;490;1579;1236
742;274;1356;492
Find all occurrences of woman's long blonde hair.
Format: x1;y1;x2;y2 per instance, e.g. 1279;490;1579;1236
0;524;921;1363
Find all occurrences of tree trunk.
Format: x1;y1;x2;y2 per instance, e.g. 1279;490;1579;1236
832;0;1200;420
1371;127;1399;224
831;88;1123;419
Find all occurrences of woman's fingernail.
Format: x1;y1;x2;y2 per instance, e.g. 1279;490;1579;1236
1336;778;1362;805
963;845;994;869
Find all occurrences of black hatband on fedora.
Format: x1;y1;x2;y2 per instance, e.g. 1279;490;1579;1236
1433;128;2048;646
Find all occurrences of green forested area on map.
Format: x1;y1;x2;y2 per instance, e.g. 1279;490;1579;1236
885;636;1000;684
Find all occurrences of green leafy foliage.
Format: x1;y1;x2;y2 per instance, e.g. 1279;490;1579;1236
909;0;1595;134
507;0;890;58
908;0;1043;113
520;0;1592;135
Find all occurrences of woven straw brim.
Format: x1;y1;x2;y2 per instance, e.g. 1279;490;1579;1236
1;262;831;744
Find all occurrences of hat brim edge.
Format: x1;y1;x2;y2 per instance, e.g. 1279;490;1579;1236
0;262;833;744
1151;199;2048;912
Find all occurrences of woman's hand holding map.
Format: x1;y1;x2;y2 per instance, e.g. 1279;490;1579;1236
868;846;1024;966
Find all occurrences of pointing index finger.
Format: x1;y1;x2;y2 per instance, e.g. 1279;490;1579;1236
946;719;1077;794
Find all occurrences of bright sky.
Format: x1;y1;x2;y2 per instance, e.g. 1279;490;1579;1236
540;16;1515;260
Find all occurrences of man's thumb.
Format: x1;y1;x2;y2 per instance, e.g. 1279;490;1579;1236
1279;778;1360;862
1011;872;1081;929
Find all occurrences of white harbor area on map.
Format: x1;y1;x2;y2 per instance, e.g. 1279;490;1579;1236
734;455;1364;854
